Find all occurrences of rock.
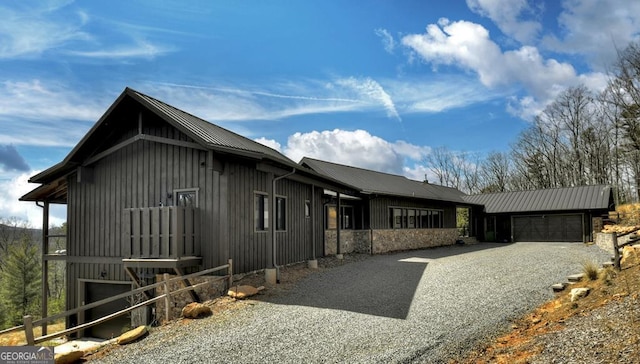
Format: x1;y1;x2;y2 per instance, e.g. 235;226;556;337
117;325;148;345
570;288;590;302
227;285;265;299
621;245;640;266
54;350;84;364
552;283;567;292
567;273;585;282
181;302;212;318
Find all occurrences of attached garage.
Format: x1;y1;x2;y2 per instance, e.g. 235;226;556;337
512;214;583;242
464;185;615;244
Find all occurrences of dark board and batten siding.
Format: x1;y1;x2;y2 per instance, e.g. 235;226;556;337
368;196;457;229
66;116;217;311
225;163;321;273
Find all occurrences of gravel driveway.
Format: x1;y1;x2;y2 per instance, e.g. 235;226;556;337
92;242;610;363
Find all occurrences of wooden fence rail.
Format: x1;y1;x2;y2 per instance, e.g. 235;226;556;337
1;259;232;346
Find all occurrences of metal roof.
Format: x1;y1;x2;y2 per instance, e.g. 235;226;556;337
463;185;614;213
300;157;470;204
129;88;296;166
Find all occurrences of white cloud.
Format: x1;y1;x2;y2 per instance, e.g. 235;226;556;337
0;2;89;59
466;0;542;44
401;18;607;120
0;171;66;228
282;129;427;175
375;28;396;54
254;137;282;152
542;0;640;69
0;80;107;146
0;1;174;60
333;77;401;120
64;39;173;59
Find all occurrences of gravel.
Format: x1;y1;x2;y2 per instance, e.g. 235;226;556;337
91;242;610;364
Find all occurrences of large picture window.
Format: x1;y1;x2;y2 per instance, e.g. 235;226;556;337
390;208;443;229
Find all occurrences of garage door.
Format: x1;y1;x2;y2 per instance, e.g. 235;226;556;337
85;282;131;339
512;214;583;242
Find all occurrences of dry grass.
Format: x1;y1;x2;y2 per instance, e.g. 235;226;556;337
0;321;65;346
581;260;600;281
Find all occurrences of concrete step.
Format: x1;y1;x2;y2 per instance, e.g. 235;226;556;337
602;261;614;268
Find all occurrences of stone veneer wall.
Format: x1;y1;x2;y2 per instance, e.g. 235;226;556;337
371;228;459;254
155;274;227;322
324;228;459;255
324;230;371;255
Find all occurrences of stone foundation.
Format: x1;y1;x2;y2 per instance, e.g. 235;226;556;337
155;274;227;322
371;228;459;254
324;228;460;255
324;230;371;255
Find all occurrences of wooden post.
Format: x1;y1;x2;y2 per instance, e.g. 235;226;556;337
41;201;49;336
163;273;171;323
228;259;233;289
23;315;35;346
612;232;621;271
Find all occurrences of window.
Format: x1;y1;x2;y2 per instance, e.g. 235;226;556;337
254;193;286;231
390;208;444;229
305;201;311;218
393;208;403;229
255;193;268;231
276;197;286;231
342;206;353;229
175;188;198;207
326;205;354;229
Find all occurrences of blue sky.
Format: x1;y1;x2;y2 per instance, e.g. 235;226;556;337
1;0;639;226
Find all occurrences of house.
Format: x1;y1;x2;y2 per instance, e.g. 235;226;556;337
463;185;615;243
299;157;481;254
20;87;355;337
19;87;614;338
21;87;478;338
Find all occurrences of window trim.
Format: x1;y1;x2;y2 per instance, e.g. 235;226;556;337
174;188;199;208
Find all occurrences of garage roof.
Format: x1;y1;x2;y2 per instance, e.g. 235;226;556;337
463;185;615;213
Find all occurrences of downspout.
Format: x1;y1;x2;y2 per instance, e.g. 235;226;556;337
271;168;296;283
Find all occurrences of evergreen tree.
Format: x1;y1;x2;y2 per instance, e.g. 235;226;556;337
0;238;41;326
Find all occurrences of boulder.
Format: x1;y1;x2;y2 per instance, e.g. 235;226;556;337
570;287;590;302
621;245;640;266
227;285;265;299
181;302;212;319
54;350;84;364
117;325;148;345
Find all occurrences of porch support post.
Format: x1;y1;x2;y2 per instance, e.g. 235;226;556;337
41;201;49;336
336;192;342;259
308;185;318;269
